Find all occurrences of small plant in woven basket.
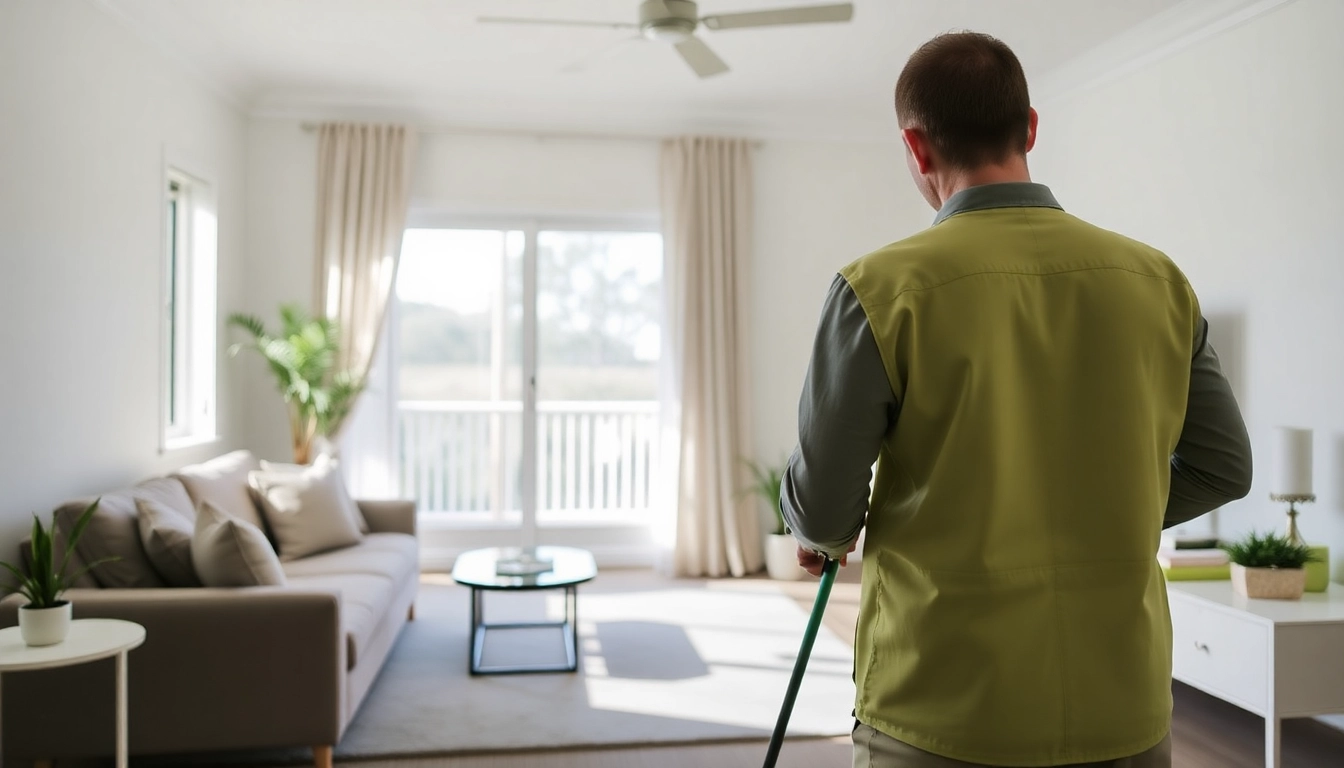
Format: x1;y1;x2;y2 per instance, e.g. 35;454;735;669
1222;530;1316;569
1223;530;1318;600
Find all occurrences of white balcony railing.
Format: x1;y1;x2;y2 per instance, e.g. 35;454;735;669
397;400;660;516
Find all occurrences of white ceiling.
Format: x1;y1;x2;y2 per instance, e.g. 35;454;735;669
98;0;1192;139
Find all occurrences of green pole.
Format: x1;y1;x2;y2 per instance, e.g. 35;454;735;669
763;557;840;768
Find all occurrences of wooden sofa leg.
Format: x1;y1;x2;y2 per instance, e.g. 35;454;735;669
408;603;416;621
313;745;333;768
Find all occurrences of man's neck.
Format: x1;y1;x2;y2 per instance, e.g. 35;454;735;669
935;158;1032;207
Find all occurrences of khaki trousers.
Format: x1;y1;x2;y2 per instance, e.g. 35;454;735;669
853;724;1172;768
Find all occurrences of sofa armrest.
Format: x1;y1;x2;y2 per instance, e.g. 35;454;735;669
357;498;417;536
0;587;345;758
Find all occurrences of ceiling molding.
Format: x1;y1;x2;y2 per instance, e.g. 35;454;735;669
1034;0;1298;106
249;96;903;145
87;0;251;112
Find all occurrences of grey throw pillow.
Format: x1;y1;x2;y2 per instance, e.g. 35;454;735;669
249;456;363;562
191;501;286;587
136;498;203;587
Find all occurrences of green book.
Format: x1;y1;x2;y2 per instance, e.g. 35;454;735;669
1162;564;1230;581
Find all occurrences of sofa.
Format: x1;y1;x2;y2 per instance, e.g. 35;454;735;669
0;450;418;768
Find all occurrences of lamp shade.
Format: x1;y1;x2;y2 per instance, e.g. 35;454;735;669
1270;426;1313;497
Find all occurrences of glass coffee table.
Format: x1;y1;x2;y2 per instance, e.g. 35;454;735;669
451;546;597;675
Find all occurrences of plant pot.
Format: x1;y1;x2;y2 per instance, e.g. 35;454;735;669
19;600;72;646
1232;564;1306;600
764;533;806;581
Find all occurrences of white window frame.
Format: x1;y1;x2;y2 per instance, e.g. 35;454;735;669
160;154;218;452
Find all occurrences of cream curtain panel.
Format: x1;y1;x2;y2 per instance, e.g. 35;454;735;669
314;122;416;439
659;136;763;578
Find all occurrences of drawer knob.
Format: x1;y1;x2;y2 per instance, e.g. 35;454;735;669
1193;641;1210;653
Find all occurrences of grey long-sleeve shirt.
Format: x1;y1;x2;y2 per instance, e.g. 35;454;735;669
781;258;1252;560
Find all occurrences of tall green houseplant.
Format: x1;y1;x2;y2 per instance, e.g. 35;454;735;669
228;305;364;464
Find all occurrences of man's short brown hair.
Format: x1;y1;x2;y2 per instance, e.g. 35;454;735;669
895;32;1031;169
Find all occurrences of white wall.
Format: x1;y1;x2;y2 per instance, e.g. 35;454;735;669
0;0;247;550
1033;0;1344;576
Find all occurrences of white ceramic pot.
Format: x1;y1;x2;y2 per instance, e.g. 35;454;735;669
764;533;806;581
1232;564;1306;600
19;600;72;646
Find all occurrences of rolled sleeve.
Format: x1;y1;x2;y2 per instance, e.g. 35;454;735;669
1165;317;1254;528
780;275;898;558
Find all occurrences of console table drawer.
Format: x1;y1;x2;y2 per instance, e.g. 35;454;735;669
1170;598;1268;711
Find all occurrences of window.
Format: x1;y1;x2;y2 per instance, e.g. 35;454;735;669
392;220;663;538
161;165;217;449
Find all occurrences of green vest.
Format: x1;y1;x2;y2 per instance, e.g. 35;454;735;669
843;200;1199;765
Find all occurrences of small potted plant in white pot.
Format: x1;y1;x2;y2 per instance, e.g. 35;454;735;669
1223;530;1317;600
1;499;111;646
745;459;804;581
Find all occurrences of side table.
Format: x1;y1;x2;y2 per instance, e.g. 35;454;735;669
1168;581;1344;767
0;618;146;768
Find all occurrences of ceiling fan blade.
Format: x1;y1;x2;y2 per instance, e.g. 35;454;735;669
674;36;730;78
477;16;639;31
562;35;645;73
701;2;853;31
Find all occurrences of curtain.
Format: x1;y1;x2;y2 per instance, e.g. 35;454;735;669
659;136;762;578
314;122;416;441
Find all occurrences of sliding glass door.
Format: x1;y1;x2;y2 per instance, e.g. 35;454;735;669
393;220;662;546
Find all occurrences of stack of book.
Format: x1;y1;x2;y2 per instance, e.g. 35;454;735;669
1158;535;1230;581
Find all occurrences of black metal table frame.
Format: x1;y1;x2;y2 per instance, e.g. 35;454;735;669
468;582;580;675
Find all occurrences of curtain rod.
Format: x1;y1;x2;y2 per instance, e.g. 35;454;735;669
298;121;763;146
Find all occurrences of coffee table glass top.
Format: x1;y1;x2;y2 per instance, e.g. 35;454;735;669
452;546;597;590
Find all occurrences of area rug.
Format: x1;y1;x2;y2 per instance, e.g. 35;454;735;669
145;570;855;764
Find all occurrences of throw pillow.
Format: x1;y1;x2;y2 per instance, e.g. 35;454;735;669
191;501;286;587
259;454;369;533
135;498;203;587
248;458;363;561
173;450;268;532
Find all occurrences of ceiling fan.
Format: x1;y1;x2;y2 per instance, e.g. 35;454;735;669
479;0;855;78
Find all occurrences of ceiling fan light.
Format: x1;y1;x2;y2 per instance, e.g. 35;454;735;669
642;19;696;43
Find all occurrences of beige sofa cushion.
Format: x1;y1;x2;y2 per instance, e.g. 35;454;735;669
191;501;286;587
259;455;369;533
174;450;266;531
136;498;202;587
248;458;363;562
57;477;194;588
282;533;419;669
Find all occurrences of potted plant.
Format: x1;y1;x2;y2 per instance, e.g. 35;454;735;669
745;459;804;581
0;500;111;646
228;305;364;464
1223;530;1318;600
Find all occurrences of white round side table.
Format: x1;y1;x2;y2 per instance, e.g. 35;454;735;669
0;618;146;768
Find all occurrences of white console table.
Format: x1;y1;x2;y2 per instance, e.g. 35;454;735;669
1168;581;1344;767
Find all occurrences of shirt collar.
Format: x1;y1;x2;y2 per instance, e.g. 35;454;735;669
932;182;1063;226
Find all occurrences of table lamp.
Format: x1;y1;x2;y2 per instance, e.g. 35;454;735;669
1271;426;1329;591
1270;426;1314;543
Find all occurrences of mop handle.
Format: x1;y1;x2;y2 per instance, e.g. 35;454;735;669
762;557;840;768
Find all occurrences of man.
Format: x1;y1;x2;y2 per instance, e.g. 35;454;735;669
780;32;1252;768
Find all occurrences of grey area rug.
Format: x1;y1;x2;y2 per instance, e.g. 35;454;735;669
139;570;855;765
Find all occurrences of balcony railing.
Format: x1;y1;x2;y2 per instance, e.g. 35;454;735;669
397;400;660;516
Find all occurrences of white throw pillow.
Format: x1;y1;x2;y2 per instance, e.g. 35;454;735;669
191;501;286;587
249;457;364;561
259;454;369;533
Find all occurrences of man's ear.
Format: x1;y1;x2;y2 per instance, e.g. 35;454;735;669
1025;108;1039;153
901;127;934;175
